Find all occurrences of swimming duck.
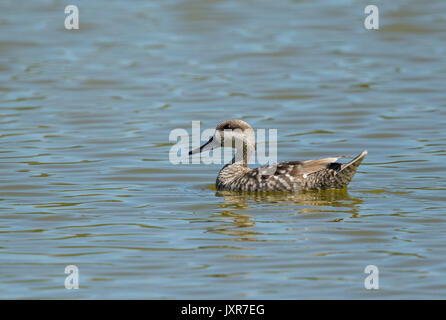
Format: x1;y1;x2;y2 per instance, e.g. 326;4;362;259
189;119;367;191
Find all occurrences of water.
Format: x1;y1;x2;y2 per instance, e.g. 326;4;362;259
1;0;446;299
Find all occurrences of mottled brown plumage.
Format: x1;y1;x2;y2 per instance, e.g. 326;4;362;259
190;120;367;191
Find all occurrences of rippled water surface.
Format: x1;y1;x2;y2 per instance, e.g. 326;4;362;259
1;0;446;299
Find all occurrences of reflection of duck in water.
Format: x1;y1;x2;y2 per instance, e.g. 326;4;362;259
211;190;363;239
190;120;367;191
216;189;363;209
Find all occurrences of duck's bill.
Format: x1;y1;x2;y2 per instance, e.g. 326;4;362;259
189;136;219;155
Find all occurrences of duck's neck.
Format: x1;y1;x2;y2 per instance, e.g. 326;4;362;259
217;144;252;190
216;142;255;190
230;142;255;167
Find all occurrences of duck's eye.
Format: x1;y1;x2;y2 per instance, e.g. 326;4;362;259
223;124;232;130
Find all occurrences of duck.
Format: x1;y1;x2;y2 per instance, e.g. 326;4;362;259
189;119;367;191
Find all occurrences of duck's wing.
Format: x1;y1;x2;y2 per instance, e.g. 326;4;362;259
244;152;367;191
299;156;348;176
296;151;368;189
281;155;349;178
239;158;338;191
253;156;342;177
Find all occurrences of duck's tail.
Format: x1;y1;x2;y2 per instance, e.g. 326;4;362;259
335;150;368;188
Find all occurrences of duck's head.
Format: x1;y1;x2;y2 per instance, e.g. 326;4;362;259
189;119;256;155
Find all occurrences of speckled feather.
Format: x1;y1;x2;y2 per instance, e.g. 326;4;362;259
216;151;367;191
